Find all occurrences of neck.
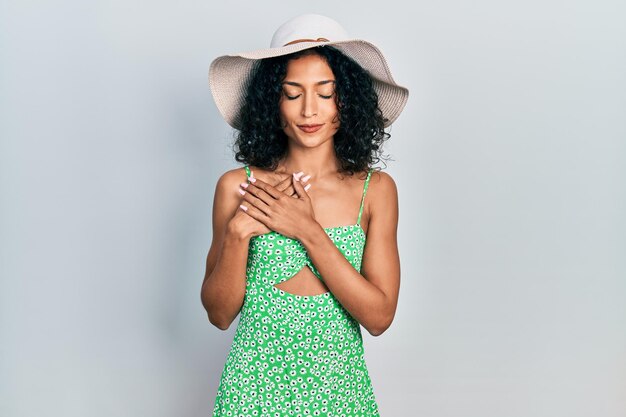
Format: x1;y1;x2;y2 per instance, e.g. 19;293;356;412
276;142;340;179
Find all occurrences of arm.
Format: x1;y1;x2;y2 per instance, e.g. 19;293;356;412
200;169;250;330
298;171;401;336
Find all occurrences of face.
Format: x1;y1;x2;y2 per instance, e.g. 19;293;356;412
279;53;340;146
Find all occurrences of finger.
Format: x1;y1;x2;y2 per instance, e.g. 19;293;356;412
274;171;306;189
248;177;283;201
284;172;310;194
279;177;297;196
238;202;272;226
292;172;311;199
274;174;296;194
280;184;295;198
241;188;272;216
286;173;313;197
244;179;277;206
300;173;312;194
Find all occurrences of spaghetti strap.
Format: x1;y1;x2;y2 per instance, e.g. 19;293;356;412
357;169;373;225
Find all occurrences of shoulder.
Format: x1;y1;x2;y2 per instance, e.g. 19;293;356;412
368;169;398;198
215;166;248;190
366;169;398;220
213;166;248;204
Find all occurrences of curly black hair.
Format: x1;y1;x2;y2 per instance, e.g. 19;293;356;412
231;45;392;176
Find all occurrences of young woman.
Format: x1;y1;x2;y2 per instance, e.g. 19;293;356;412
202;14;409;417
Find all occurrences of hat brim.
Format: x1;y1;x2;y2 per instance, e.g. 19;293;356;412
209;39;409;130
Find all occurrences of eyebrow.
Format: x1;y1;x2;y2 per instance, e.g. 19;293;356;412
282;80;336;87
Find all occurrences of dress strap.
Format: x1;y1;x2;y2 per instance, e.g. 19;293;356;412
243;165;251;178
357;169;373;225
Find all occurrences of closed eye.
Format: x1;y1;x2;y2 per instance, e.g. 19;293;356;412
284;93;334;100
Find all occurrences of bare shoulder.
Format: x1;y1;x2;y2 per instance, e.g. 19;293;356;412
218;165;250;187
368;169;398;199
366;169;399;223
212;166;248;217
215;167;247;196
215;166;248;192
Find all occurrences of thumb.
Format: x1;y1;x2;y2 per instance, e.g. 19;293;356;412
292;172;310;199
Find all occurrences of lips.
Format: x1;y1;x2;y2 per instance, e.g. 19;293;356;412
297;124;324;133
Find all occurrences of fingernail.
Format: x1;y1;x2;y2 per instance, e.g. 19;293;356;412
239;204;247;211
238;189;246;195
293;171;304;180
292;172;300;181
248;176;256;183
304;184;311;191
240;182;249;188
301;174;311;183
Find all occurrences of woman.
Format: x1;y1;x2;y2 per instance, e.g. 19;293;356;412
202;14;408;416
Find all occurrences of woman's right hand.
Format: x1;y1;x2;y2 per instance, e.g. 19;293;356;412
228;170;312;239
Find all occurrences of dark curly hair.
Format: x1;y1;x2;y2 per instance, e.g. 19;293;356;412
231;45;392;176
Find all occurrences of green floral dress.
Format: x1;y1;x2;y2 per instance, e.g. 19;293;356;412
212;165;380;417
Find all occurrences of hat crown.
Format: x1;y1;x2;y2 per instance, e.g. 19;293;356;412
270;14;350;48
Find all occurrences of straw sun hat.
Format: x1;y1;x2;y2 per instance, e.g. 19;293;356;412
208;13;409;130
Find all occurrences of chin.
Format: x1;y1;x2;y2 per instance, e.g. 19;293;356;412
297;132;335;146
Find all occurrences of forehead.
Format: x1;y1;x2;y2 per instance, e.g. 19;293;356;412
283;53;335;82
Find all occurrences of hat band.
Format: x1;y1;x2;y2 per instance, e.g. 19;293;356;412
283;37;330;46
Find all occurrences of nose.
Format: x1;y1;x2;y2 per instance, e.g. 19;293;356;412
301;92;318;118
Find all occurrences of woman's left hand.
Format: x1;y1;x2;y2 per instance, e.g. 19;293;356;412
238;173;316;239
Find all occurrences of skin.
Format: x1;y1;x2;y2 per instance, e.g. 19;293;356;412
201;53;400;336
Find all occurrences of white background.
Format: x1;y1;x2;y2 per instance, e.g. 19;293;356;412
1;1;625;416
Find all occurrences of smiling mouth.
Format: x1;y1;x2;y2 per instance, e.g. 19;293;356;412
297;124;324;133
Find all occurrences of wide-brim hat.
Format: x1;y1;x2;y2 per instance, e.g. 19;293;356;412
209;13;409;130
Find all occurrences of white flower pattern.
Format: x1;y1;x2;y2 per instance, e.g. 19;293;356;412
212;166;378;417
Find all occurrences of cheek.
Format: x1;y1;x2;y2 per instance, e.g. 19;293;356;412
330;108;340;125
279;105;297;131
323;102;339;120
279;102;296;122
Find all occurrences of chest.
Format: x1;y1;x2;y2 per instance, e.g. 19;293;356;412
248;224;367;272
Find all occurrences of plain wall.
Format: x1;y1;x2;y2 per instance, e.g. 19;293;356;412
1;1;625;416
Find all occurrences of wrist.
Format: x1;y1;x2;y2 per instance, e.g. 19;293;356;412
225;222;251;244
297;220;327;247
